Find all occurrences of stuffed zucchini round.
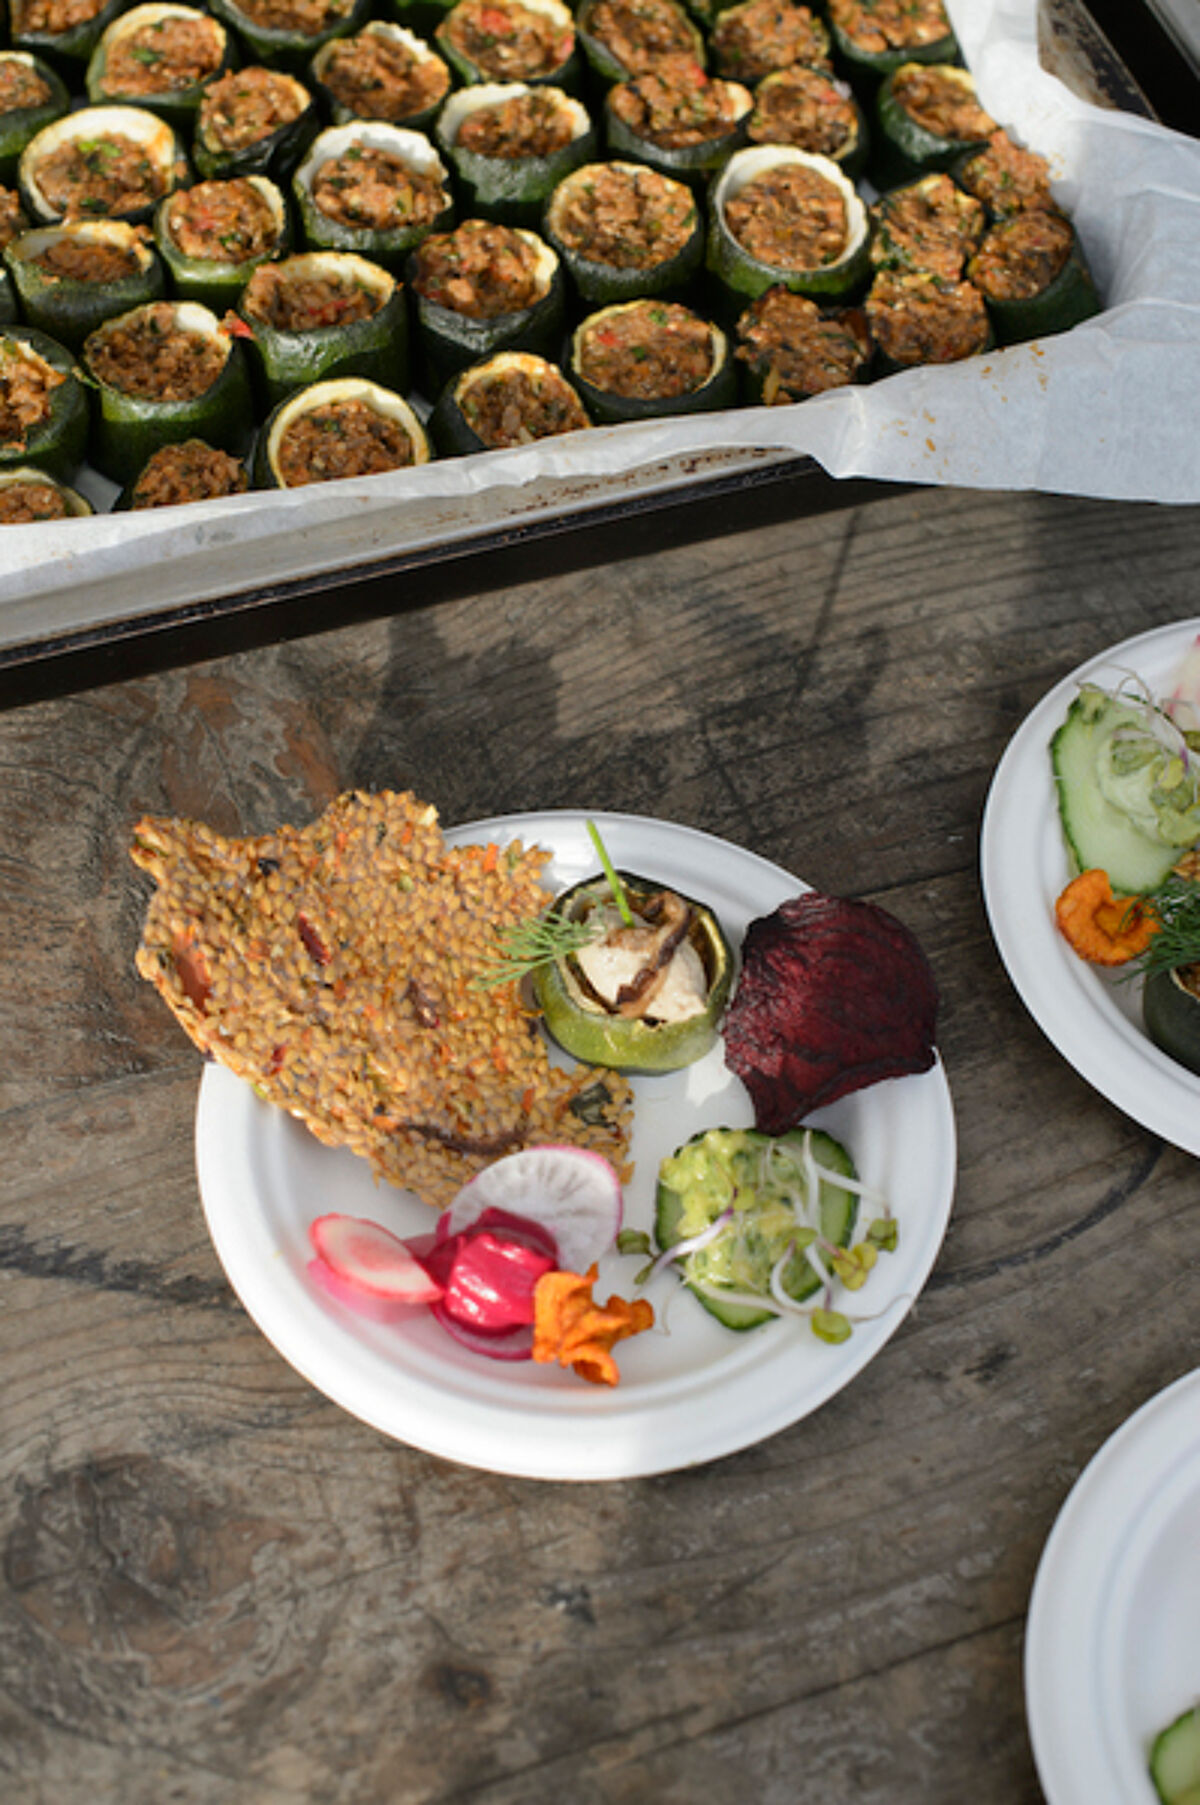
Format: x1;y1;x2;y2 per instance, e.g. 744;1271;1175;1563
116;435;250;506
543;158;703;305
708;0;831;85
735;286;871;403
235;248;408;405
309;21;452;130
707;144;869;308
0;324;89;479
575;0;703;86
745;65;868;180
0;52;70;185
864;266;992;371
436;0;579;93
19;104;189;226
1144;966;1200;1078
82;298;254;482
408;217;564;388
253;373;431;485
0;462;93;516
192;66;320;181
604;60;751;189
292;119;454;269
569;297;735;423
5;218;166;349
429;348;590;453
873;61;994;187
9;0;130;74
868;171;986;282
825;0;958;87
533;870;734;1072
436;82;594;227
154;174;291;306
967;207;1100;343
86;4;235;131
207;0;370;75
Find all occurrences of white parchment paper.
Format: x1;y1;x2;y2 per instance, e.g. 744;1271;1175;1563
3;0;1197;642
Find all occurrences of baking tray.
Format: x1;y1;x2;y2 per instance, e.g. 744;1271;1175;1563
0;0;1192;709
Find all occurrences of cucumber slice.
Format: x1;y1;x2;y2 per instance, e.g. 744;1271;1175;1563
655;1126;858;1330
1151;1706;1200;1805
1050;687;1181;895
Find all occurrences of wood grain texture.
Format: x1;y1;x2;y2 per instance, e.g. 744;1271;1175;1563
3;485;1200;1805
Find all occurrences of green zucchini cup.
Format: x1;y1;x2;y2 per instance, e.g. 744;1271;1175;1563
435;0;580;95
292;119;454;270
5;219;166;349
543;158;703;306
154;174;291;305
114;436;250;506
734;286;872;404
235;248;408;406
604;67;751;190
0;463;93;516
428;348;590;453
967;208;1100;344
745;65;868;181
86;4;236;131
435;82;595;227
0;325;89;478
864;267;992;372
568;297;736;423
532;870;734;1072
1144;966;1200;1078
575;0;704;88
192;67;320;180
82;299;254;482
19;105;191;227
707;144;870;312
207;0;369;74
708;0;830;85
253;373;431;485
825;0;959;88
308;22;452;132
0;51;70;185
872;61;994;187
408;219;564;389
9;0;130;75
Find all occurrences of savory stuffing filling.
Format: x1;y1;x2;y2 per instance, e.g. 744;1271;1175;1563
440;0;574;80
130;437;248;506
827;0;950;54
165;178;280;262
0;478;72;520
197;67;309;153
959;128;1056;217
583;0;696;75
869;173;986;280
459;361;589;445
310;146;447;231
17;0;107;34
736;286;869;401
711;0;830;83
0;58;53;113
231;0;353;35
274;398;416;484
31;233;140;281
319;30;450;121
865;269;990;364
608;57;748;150
412;219;544;318
455;87;577;158
724;163;847;270
552;163;695;269
87;304;229;400
33;134;169;219
746;66;858;156
576;300;713;398
0;187;29;249
890;64;995;142
969;207;1073;301
99;15;225;98
241;259;385;328
0;342;63;449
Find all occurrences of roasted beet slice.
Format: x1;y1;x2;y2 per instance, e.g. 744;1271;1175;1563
723;893;939;1131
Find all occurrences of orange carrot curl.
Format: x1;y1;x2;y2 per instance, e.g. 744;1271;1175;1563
1054;868;1159;966
532;1266;654;1387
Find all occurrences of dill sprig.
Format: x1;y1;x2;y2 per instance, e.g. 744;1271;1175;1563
474;912;600;988
1131;875;1200;979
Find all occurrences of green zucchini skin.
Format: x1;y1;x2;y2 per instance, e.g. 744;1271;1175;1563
85;5;237;132
436;83;596;228
436;0;582;97
192;74;321;181
408;225;564;390
208;0;371;73
112;438;250;508
19;106;191;227
969;217;1100;345
308;22;453;132
872;61;992;188
575;0;704;88
827;12;960;91
745;67;868;183
603;76;751;191
252;373;432;486
82;302;254;483
0;463;93;514
384;0;457;41
569;301;737;422
153;175;291;307
706;144;871;312
0;325;89;479
0;272;17;325
292;121;455;272
4;220;167;350
1143;968;1200;1079
544;159;704;306
10;0;129;74
0;52;70;185
235;250;408;407
428;348;590;454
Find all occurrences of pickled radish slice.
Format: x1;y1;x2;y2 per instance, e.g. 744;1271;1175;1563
309;1214;444;1302
442;1145;623;1275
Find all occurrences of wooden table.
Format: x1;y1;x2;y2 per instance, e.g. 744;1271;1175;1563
3;482;1200;1804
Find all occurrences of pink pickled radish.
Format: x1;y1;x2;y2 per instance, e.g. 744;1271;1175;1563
309;1214;444;1303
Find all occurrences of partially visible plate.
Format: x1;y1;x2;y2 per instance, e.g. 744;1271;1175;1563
981;619;1200;1156
1025;1367;1200;1805
196;810;956;1481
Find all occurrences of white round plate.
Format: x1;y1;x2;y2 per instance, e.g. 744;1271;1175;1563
196;810;956;1480
981;619;1200;1156
1025;1366;1200;1805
